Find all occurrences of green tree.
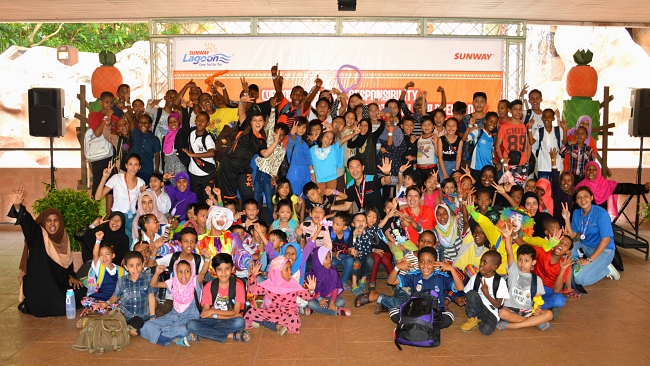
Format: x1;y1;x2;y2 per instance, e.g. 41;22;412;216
0;23;148;54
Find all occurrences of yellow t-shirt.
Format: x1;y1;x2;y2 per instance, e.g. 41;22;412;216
208;107;239;136
272;194;299;222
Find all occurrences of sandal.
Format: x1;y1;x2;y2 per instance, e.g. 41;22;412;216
496;320;508;330
338;308;352;316
359;281;367;290
232;330;251;343
175;337;190;347
368;282;376;291
563;289;582;299
351;286;363;296
276;325;288;336
304;308;314;316
188;333;199;342
355;293;371;308
538;322;551;331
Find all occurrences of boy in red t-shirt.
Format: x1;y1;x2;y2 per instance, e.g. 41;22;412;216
531;218;573;318
496;100;530;187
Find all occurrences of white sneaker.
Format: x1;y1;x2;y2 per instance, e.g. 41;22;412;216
606;264;620;280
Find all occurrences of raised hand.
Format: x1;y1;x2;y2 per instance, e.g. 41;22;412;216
314;75;323;88
240;76;249;91
92;215;108;228
434;261;452;272
249;261;262;278
519;83;529;98
271;63;278;76
155;264;166;275
270;96;280;108
560;256;574;270
466;194;475;208
405;81;415;89
492;182;506;196
399;162;412;173
480;278;490;296
186;79;197;88
499;221;514;239
561;202;571;222
140;185;148;193
305;275;317;291
163;172;175;181
437;86;445;93
95;230;104;241
377;157;393;176
102;161;114;179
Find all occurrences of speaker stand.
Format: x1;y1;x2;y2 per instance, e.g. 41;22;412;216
49;136;56;192
613;137;648;234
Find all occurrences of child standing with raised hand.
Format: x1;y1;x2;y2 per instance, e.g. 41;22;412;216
246;258;317;335
495;223;553;331
310;127;359;191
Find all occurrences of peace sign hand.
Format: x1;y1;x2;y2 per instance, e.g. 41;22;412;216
561;202;571;222
102;161;114;179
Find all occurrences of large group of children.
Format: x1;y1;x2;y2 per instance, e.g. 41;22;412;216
20;63;650;347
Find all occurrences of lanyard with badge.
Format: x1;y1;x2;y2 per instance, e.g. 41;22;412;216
355;178;366;213
125;174;136;219
579;209;592;241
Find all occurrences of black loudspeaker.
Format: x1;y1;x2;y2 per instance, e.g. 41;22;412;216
28;88;65;137
338;0;356;11
629;88;650;137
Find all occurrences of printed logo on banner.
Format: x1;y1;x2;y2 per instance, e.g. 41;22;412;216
454;53;495;60
181;42;232;66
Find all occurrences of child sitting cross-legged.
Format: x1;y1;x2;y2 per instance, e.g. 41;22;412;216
459;250;509;335
141;255;209;347
495;223;553;331
186;253;249;344
304;247;352;317
97;251;156;337
245;258;317;335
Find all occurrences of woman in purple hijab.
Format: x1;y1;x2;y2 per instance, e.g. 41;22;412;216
163;171;197;222
305;246;351;316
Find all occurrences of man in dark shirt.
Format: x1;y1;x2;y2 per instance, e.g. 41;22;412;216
332;156;392;217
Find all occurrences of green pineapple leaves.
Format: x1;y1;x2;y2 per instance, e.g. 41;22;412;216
98;50;117;66
572;49;594;66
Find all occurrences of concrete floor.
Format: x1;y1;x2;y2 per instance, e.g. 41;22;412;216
0;224;649;365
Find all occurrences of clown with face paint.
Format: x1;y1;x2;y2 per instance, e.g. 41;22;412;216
197;206;251;277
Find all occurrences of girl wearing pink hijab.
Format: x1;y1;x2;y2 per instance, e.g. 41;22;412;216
245;257;316;335
575;162;650;216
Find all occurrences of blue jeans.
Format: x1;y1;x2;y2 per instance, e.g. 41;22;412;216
185;317;245;343
541;286;567;309
352;255;374;281
377;287;411;309
253;170;274;220
443;160;457;178
306;297;346;315
332;253;354;284
571;243;615;286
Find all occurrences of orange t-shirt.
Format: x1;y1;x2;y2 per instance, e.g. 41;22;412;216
497;120;528;165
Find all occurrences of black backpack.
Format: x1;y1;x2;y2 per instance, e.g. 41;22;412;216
535;126;562;157
394;290;443;350
210;276;250;316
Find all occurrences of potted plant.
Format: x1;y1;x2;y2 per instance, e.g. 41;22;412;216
32;182;101;271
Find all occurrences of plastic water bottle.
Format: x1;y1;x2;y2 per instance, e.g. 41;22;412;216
65;289;76;319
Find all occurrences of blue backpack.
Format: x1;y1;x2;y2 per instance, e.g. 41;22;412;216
394;290;443;350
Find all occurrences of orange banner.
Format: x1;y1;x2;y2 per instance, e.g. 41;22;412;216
173;70;503;115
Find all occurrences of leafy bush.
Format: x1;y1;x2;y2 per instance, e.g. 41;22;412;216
32;186;100;252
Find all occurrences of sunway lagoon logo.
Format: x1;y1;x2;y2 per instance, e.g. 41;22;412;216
181;43;232;66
